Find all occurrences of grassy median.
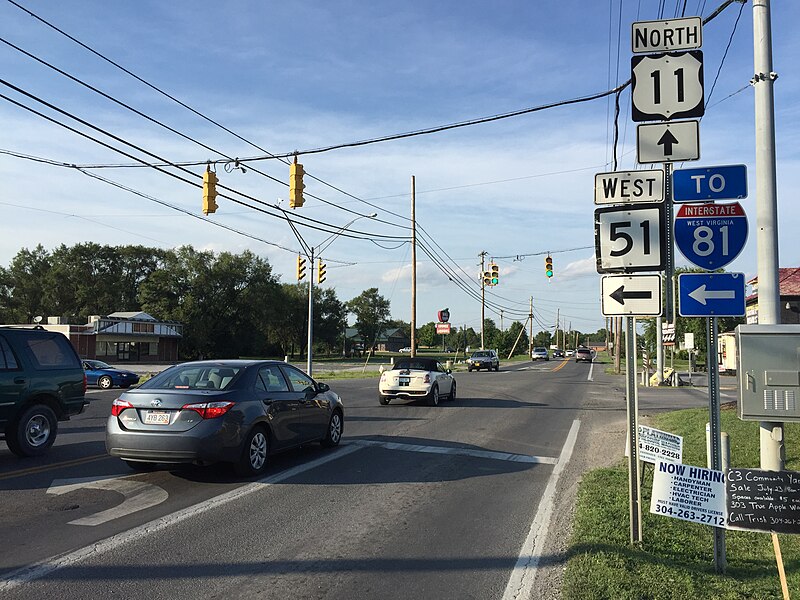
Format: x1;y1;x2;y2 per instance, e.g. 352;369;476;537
563;405;800;599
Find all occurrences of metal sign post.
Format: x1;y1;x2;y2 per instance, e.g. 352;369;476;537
706;317;726;572
626;317;642;544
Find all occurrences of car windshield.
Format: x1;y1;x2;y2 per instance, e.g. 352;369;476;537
534;348;546;353
86;360;112;369
143;364;243;390
393;359;438;371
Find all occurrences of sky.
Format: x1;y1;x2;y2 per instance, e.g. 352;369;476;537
1;0;798;336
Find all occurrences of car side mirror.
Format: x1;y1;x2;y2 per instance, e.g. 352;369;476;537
317;382;330;393
446;369;452;374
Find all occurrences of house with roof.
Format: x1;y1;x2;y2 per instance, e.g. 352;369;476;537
345;327;410;354
38;311;183;362
745;267;800;324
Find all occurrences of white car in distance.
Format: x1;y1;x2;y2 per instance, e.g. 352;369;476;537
379;358;455;406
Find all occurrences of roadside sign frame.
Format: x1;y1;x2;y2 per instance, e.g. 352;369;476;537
601;274;663;316
594;169;664;205
595;204;666;273
631;51;704;122
637;120;700;163
678;272;746;317
673;164;748;202
674;201;748;270
632;17;702;53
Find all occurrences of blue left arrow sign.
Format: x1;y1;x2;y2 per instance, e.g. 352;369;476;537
678;273;746;317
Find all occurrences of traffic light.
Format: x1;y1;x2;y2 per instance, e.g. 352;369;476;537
296;255;306;281
317;259;326;284
482;271;492;286
289;161;305;208
202;167;218;215
545;255;553;278
490;263;499;286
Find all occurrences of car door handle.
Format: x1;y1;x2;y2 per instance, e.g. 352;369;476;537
14;377;25;384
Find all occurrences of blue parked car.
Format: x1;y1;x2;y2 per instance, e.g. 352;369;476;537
83;360;140;390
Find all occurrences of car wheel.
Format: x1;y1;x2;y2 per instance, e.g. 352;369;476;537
427;385;440;407
98;375;113;390
379;394;391;405
449;381;457;401
123;460;157;472
321;410;343;447
234;426;270;477
495;364;500;371
6;404;58;457
467;367;473;372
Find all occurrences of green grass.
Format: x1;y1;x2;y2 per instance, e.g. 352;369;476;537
563;406;800;599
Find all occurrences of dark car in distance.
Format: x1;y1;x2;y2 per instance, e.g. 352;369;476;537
0;326;86;457
106;360;344;476
83;359;140;389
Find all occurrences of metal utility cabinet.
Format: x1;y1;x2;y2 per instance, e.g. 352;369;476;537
736;324;800;422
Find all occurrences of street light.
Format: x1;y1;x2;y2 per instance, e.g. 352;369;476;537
291;212;377;376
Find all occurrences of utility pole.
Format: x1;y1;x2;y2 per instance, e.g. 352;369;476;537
306;246;314;375
753;0;784;471
411;176;417;358
529;297;533;354
500;309;504;332
480;251;487;349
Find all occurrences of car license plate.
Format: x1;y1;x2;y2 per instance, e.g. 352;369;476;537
144;410;171;425
399;377;410;386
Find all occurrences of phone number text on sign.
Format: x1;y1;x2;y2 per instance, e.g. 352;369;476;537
638;425;683;464
650;461;727;528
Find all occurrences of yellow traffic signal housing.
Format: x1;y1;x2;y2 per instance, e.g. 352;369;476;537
482;271;492;286
317;259;326;284
289;162;305;208
297;255;306;281
545;255;554;278
202;168;218;215
490;263;499;285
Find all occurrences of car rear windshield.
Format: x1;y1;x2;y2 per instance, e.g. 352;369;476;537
143;365;243;390
24;334;80;370
471;351;492;357
393;359;438;371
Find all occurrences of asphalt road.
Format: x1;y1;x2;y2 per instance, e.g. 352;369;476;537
0;359;713;599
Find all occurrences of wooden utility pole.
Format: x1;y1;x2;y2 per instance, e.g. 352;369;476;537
480;251;487;349
410;176;417;358
529;297;534;354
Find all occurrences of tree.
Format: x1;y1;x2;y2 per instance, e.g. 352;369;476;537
347;288;390;349
417;322;437;347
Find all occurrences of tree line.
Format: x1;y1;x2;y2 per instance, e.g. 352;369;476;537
0;243;396;360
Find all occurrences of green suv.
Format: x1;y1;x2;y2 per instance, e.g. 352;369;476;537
0;326;87;457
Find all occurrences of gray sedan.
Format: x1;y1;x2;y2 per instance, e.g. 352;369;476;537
106;360;344;476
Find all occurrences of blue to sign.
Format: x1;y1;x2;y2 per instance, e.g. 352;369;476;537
678;273;746;317
673;164;747;202
674;202;748;270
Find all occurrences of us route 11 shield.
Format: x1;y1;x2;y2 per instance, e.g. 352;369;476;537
674;202;748;270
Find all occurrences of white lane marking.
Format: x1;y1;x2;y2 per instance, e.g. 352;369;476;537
0;444;362;592
354;439;557;465
47;475;169;526
587;359;595;381
502;419;581;600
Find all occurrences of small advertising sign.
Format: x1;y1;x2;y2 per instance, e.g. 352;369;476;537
650;461;726;528
435;323;451;335
638;425;683;464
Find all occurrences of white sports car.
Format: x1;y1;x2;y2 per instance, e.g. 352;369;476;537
379;358;456;406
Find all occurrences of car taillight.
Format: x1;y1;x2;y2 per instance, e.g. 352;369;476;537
181;401;235;419
111;398;133;416
83;373;88;393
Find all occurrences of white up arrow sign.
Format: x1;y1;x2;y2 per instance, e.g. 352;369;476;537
688;285;736;305
47;474;169;526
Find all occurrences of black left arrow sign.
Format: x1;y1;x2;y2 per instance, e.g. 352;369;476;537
610;285;652;305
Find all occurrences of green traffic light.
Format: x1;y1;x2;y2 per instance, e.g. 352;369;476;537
546;269;553;278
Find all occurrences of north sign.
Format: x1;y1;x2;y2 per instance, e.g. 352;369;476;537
678;273;746;317
595;204;665;273
673;164;747;202
631;51;704;122
632;17;702;53
602;274;662;317
594;169;664;205
674;202;748;270
637;120;700;163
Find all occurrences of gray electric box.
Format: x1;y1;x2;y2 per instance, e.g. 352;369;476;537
736;324;800;422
